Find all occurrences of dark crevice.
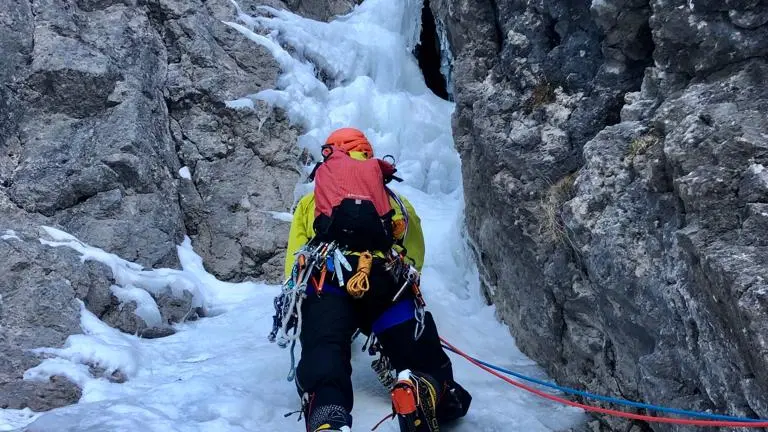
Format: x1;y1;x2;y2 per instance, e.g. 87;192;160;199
27;1;36;66
623;17;655;89
628;19;655;67
74;192;98;207
605;93;624;126
487;0;504;53
545;18;562;50
601;8;657;129
415;0;449;100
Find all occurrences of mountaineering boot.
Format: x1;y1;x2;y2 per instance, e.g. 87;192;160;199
390;370;440;432
435;380;472;423
307;404;353;432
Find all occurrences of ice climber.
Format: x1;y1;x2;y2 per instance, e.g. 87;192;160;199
278;128;472;432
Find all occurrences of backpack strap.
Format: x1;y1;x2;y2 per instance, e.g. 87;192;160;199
308;144;342;181
307;161;322;182
321;144;337;159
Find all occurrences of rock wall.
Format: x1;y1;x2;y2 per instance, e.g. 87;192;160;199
0;0;354;413
430;0;768;430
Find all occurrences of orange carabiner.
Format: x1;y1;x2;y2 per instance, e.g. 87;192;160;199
316;267;327;294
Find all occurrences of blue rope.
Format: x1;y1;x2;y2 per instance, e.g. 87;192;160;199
441;344;766;423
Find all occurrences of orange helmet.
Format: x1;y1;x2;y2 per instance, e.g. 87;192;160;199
324;128;373;159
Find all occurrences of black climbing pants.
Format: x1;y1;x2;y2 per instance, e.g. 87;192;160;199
295;282;469;427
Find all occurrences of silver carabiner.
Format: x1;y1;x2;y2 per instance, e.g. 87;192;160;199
413;302;426;340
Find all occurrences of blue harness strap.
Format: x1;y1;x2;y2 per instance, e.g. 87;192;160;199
305;280;415;334
372;299;415;335
305;282;347;296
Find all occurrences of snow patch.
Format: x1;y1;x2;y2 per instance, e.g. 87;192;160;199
0;409;40;432
110;285;163;328
39;226;211;313
225;97;256;110
748;163;766;175
238;197;252;210
1;229;20;241
266;211;293;222
178;166;192;180
27;301;142;380
24;357;95;388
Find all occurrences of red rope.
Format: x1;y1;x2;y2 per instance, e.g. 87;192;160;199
440;338;768;428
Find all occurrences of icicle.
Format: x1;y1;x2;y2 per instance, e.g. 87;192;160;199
434;13;455;100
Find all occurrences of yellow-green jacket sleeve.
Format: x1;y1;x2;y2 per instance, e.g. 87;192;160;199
399;196;425;272
284;193;316;279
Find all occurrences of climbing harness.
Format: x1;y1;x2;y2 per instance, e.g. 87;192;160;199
440;337;768;428
271;230;425;383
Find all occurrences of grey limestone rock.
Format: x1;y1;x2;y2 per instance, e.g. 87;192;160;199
1;0;354;414
430;0;768;430
283;0;362;21
0;226;107;410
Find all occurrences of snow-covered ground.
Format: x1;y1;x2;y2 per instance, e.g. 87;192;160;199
1;0;587;430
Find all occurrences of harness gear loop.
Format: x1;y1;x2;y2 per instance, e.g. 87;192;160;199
347;251;373;298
